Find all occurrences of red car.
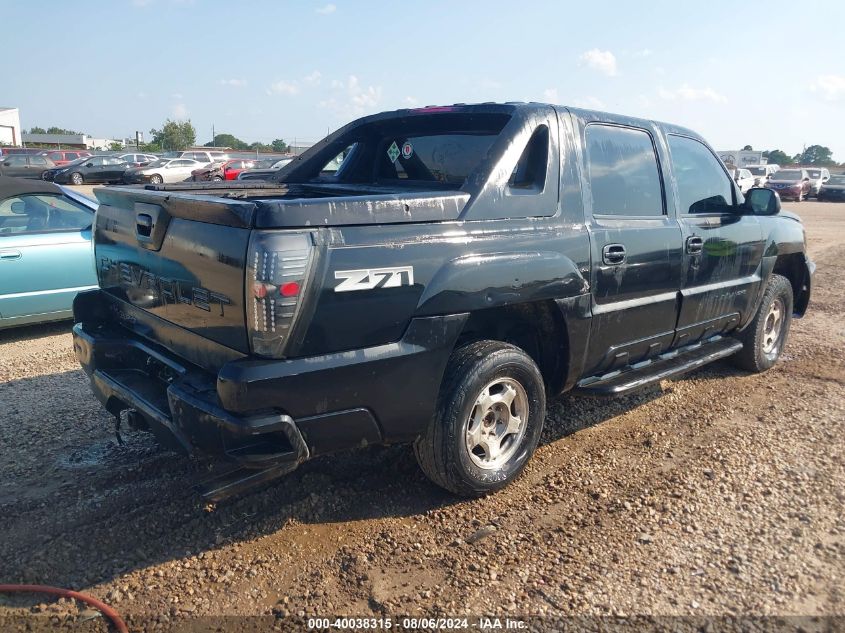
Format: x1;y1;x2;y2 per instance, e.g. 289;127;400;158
221;159;257;180
38;150;92;167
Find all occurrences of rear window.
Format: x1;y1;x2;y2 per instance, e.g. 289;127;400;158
301;112;511;188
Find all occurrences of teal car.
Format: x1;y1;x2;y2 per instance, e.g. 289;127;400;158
0;176;98;329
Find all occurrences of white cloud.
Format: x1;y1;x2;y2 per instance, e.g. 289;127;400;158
319;75;382;118
136;91;147;99
304;70;322;85
219;78;247;87
634;48;652;58
403;96;419;106
171;92;183;100
580;49;618;76
810;74;845;101
267;80;300;96
542;88;559;102
315;3;336;14
658;83;727;104
172;103;189;119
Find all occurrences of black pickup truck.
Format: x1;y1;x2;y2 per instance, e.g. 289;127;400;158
72;103;814;500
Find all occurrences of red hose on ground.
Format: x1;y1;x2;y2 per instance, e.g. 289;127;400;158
0;584;128;633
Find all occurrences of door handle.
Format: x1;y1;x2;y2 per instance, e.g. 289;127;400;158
686;236;704;254
0;249;22;260
602;243;626;265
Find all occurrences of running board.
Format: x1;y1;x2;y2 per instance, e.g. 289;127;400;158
574;337;743;397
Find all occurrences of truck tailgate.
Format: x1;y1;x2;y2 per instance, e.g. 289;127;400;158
94;188;254;355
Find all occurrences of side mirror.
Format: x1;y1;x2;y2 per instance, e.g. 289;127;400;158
745;187;781;216
10;201;26;214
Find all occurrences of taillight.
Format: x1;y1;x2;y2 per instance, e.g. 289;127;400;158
246;231;314;358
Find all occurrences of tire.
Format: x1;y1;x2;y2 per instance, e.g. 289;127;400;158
212;175;223;182
413;340;546;496
149;174;163;184
69;172;83;185
732;274;793;373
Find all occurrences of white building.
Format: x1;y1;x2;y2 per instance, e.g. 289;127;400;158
20;132;123;150
0;107;22;146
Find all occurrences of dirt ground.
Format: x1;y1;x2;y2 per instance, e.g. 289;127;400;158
0;201;843;631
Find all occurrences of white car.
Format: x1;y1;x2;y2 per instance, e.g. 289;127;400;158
805;167;831;197
123;158;203;184
746;164;778;187
729;167;756;194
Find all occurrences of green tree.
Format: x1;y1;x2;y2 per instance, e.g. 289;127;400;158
140;142;161;153
149;119;196;151
46;126;80;135
27;126;46;134
204;133;249;150
742;144;753;151
108;142;124;151
249;141;273;152
271;138;289;153
797;144;835;166
763;149;793;166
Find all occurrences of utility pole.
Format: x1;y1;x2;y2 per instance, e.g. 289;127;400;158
212;123;215;147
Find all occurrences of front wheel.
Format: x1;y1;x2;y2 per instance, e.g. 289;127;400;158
69;172;83;185
414;340;546;496
149;174;163;184
732;274;793;373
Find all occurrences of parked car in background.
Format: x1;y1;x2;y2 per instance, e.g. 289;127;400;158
175;150;228;165
190;161;227;182
0;176;98;329
764;168;811;201
0;154;56;179
38;150;92;167
123;158;203;184
237;157;294;181
728;167;755;194
818;173;845;202
747;164;778;187
805;167;830;197
118;153;158;167
45;155;129;185
221;159;258;180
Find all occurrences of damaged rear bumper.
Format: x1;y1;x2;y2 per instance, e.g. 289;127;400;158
72;321;310;472
72;292;466;496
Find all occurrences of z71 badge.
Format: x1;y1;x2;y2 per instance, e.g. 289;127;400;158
334;266;414;292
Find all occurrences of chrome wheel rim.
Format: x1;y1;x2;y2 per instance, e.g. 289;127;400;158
762;297;785;355
464;377;529;470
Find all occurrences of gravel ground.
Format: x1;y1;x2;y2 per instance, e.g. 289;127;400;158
0;201;843;631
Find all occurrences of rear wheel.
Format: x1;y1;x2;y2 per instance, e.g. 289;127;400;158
732;274;793;373
212;175;223;182
414;340;546;496
149;174;163;184
69;172;83;185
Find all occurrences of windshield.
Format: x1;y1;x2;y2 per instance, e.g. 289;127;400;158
773;170;803;180
295;112;511;187
748;166;767;176
827;175;845;185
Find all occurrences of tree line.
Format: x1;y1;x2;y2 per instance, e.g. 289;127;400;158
742;144;839;167
24;119;289;154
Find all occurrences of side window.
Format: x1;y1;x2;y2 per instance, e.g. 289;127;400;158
585;124;664;216
0;194;91;235
30;156;48;166
668;135;734;214
508;125;549;192
48;152;63;161
66;152;79;160
90;157;105;166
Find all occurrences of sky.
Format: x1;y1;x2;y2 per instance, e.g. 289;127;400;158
2;0;845;158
